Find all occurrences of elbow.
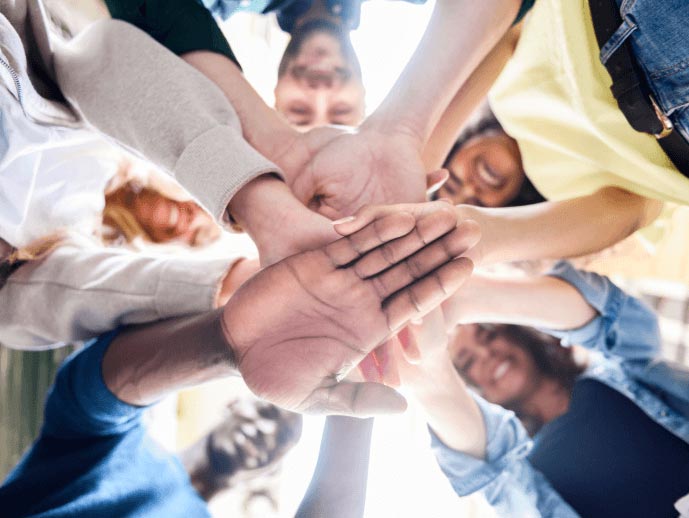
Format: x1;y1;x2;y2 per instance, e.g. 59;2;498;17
597;186;663;238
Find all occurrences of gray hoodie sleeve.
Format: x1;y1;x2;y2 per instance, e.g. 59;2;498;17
0;240;236;349
52;19;281;224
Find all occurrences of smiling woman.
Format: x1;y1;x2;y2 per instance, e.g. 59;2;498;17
449;323;584;434
103;163;221;247
436;106;544;207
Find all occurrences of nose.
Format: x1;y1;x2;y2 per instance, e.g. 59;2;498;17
302;69;335;89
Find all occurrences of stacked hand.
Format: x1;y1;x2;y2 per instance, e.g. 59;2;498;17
221;202;480;416
278;125;429;220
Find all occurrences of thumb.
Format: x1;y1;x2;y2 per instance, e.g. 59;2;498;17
426;169;449;196
308;381;407;417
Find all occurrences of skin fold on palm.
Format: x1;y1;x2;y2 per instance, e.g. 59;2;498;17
222;206;480;417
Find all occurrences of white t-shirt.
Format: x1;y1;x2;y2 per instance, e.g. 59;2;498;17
0;85;118;248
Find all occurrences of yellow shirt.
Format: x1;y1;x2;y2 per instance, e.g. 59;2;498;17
490;0;689;205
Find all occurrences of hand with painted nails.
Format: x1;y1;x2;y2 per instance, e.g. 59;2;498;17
222;203;480;416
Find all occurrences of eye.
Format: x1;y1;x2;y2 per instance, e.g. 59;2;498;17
333;67;352;82
285;103;313;126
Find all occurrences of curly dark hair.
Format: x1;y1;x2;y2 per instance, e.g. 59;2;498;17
480;324;585;435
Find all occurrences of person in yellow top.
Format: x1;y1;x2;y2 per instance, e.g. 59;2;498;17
418;0;689;274
490;0;689;206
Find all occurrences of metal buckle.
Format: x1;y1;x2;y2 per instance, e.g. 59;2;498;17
650;96;674;139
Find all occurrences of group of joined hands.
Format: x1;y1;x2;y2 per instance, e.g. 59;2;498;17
218;124;482;418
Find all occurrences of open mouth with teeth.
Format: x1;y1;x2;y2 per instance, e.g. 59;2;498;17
493;359;511;382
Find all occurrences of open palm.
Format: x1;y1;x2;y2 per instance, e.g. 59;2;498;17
222;206;479;416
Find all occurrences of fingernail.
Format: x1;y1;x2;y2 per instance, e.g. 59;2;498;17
437;197;454;205
358;354;382;383
332;216;356;225
426;182;443;195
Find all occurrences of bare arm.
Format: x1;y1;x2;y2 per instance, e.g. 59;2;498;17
367;0;521;144
396;313;486;458
295;416;375;518
422;25;522;171
442;273;597;332
458;186;663;265
102;203;480;415
103;309;234;406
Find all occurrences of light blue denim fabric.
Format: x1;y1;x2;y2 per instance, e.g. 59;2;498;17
198;0;270;20
431;261;689;518
602;0;689;142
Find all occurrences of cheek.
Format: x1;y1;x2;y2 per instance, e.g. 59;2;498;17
484;368;530;405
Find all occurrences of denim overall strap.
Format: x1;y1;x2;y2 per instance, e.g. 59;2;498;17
588;0;689;176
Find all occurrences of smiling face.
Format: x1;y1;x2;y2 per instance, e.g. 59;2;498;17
105;182;218;246
275;21;365;130
449;324;543;406
437;132;525;207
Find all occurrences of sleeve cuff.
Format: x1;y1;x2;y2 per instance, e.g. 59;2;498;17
44;331;144;438
155;254;238;317
430;393;532;496
542;261;623;347
173;125;284;228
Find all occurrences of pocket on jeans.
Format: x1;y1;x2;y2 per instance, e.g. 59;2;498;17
621;0;689;112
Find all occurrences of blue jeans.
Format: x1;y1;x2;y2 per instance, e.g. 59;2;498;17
600;0;689;143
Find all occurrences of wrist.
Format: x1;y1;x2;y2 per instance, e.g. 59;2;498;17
216;258;260;307
361;113;425;151
227;174;291;234
407;351;463;399
454;204;491;265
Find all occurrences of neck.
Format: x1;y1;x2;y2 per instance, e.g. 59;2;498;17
520;378;571;425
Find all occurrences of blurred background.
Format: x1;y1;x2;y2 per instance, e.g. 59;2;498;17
3;1;689;516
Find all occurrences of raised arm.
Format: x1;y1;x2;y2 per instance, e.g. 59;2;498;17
54;19;338;264
457;186;663;266
395;325;578;518
369;0;521;145
422;25;522;171
295;416;374;518
0;237;248;349
442;261;662;360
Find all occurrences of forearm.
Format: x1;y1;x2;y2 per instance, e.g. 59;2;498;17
367;0;520;144
423;25;521;170
458;186;663;265
0;241;236;349
54;20;278;223
181;51;301;178
103;309;236;406
407;353;486;459
442;274;597;331
296;416;374;518
226;175;339;266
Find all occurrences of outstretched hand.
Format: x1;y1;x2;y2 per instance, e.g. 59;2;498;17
221;203;480;417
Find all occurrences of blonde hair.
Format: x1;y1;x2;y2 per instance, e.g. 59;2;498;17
0;232;66;289
102;161;221;247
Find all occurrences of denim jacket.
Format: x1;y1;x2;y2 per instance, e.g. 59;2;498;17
432;261;689;518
